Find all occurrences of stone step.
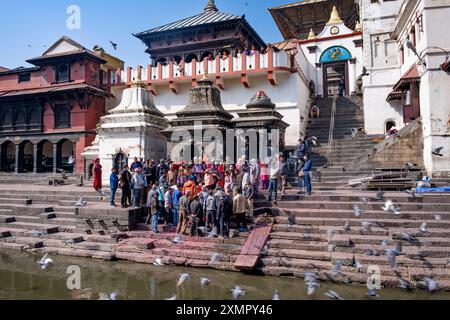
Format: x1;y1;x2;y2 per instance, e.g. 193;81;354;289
0;221;60;234
275;201;450;211
273;216;450;229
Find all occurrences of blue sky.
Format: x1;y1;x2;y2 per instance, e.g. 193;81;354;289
0;0;293;69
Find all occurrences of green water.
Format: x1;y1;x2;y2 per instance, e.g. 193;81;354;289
0;249;449;300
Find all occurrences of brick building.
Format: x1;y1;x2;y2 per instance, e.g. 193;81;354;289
0;36;123;175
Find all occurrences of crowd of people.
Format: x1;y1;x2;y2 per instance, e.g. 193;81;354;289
91;150;314;238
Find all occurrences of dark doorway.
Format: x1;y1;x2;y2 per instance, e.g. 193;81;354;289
323;62;348;98
38;140;54;173
114;152;128;172
58;139;75;173
18;141;33;173
1;141;16;172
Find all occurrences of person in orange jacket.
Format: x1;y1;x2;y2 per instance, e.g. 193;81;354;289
182;177;198;199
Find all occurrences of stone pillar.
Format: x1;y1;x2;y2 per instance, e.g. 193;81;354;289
14;144;19;174
349;60;356;95
53;143;57;174
33;143;38;174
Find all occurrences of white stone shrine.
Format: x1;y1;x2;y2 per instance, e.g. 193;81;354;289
85;79;168;182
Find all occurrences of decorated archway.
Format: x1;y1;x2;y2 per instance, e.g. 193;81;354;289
320;46;352;98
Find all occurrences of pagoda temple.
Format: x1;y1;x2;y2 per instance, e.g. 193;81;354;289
134;0;266;66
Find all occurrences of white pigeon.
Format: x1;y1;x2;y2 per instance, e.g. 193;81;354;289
172;234;183;244
165;295;177;300
177;273;192;287
153;258;164;266
434;214;442;221
231;286;246;300
200;278;210;287
74;197;87;208
419;222;428;233
382;200;401;215
324;290;344;300
209;253;222;264
272;290;281;300
37;253;54;270
353;205;364;217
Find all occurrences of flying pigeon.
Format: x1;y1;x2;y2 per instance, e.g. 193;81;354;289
332;261;344;276
153;258;164;266
432;147;444;157
37;253;54;270
373;192;385;201
382;200;401;215
272;290;281;300
200;278;210;287
361;221;374;232
324;290;344;300
423;277;439;292
385;247;402;268
209;253;222;264
353;205;364;217
231;286;246;300
176;273;192;287
419;222;428;233
109;41;118;50
165;295;177;300
398;278;414;291
328;244;336;252
434;214;442;221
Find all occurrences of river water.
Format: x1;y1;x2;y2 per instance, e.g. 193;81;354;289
1;249;449;300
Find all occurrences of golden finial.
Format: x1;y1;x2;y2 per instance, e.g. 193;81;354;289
327;6;344;25
355;21;362;32
307;28;316;40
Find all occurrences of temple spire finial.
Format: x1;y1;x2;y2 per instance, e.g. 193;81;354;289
307;28;316;40
327;6;344;25
204;0;218;14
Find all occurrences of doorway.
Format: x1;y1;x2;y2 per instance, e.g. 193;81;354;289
323;62;348;98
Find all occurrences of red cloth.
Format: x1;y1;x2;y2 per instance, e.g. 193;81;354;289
92;162;102;190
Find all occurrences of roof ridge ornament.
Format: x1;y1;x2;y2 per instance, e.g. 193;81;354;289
327;6;344;26
354;21;362;32
204;0;218;14
307;28;316;40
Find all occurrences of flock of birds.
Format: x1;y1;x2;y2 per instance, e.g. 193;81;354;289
284;185;446;299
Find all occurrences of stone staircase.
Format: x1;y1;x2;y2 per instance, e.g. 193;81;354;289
254;96;450;290
255;189;450;290
308;96;375;168
0;184;248;272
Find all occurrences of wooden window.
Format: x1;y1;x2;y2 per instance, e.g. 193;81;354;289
54;104;71;129
56;64;70;83
18;73;31;83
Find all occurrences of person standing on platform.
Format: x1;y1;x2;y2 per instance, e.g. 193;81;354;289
172;185;183;227
131;167;145;208
109;167;119;207
204;189;216;230
188;195;202;237
233;188;248;233
303;154;313;196
176;190;190;235
148;192;160;233
339;76;345;97
164;187;174;225
119;164;132;208
268;158;280;204
244;181;255;223
92;158;104;198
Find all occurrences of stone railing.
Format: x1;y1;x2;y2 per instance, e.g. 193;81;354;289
110;49;292;85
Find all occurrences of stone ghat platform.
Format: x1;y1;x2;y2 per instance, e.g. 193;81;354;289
0;183;450;291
